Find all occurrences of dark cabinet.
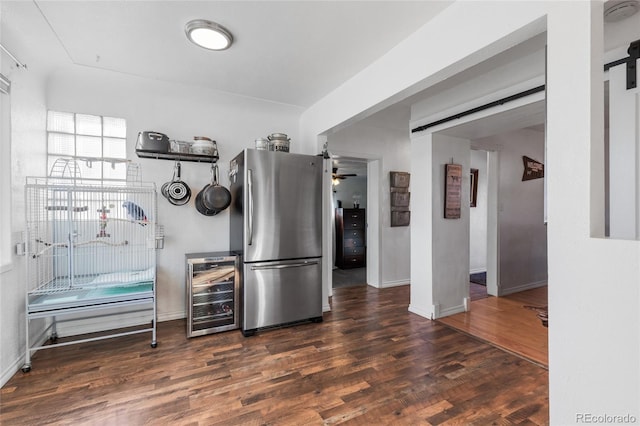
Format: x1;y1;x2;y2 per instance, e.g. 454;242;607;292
186;252;239;337
335;208;366;269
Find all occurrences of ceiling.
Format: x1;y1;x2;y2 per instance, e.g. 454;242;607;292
332;158;367;177
1;1;452;108
2;0;638;139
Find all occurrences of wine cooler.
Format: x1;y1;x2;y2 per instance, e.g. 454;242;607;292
186;251;239;337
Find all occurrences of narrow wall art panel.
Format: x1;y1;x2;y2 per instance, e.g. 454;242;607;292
444;163;462;219
390;171;410;227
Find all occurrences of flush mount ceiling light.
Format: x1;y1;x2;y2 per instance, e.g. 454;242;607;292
604;0;639;22
185;19;233;51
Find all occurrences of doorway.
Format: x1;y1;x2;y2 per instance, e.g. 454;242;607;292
331;157;368;289
469;149;489;301
435;116;549;366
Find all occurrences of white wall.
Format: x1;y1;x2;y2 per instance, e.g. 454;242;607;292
469;150;488;274
328;121;411;287
332;176;366;210
0;64;48;387
43;65;303;330
547;3;639;420
475;128;547;294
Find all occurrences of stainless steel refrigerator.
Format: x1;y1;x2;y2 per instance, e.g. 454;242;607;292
229;149;323;336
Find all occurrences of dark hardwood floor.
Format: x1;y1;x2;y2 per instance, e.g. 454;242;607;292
0;285;549;425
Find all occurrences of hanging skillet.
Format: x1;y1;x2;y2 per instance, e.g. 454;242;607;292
195;164;231;216
194;185;217;216
164;161;191;206
202;164;231;213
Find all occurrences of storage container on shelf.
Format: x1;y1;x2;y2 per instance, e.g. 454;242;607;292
191;137;217;157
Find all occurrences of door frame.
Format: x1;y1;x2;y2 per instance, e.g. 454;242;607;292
324;150;381;300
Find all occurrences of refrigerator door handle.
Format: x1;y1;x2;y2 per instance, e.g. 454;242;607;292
248;168;254;246
250;261;319;271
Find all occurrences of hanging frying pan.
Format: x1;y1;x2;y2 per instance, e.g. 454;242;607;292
202;164;231;213
164;161;191;206
195;164;231;216
194;184;217;216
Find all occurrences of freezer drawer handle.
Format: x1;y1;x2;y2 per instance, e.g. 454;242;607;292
251;261;319;271
248;168;254;246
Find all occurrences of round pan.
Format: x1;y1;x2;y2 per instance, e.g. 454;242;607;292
202;164;231;213
195;184;217;216
163;162;191;206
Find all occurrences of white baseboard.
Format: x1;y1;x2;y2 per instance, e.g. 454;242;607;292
158;311;186;322
470;268;486;274
1;330;49;389
322;303;332;312
1;353;24;388
438;303;466;318
498;280;547;296
408;304;433;320
381;279;410;288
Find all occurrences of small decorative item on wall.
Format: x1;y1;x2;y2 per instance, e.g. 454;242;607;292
470;168;478;208
522;156;544;181
390;171;410;227
444;163;462;219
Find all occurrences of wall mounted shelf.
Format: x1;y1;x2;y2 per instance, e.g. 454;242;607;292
135;149;218;163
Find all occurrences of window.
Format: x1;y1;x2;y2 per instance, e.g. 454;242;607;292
47;111;128;181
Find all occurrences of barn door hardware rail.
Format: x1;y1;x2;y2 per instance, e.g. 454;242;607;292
604;39;639;90
412;39;640;135
411;85;545;134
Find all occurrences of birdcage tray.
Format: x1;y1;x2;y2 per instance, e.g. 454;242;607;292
27;268;154;313
28;282;153;314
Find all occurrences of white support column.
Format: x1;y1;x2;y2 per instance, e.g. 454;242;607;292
485;150;500;297
409;132;470;319
431;134;470;317
409;133;435;318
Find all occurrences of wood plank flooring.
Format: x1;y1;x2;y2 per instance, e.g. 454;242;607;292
438;287;548;368
469;282;488;301
0;285;549;425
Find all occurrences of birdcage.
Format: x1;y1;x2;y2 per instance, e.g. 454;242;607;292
22;176;158;372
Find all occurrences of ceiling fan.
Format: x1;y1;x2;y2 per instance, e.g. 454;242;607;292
332;168;357;184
